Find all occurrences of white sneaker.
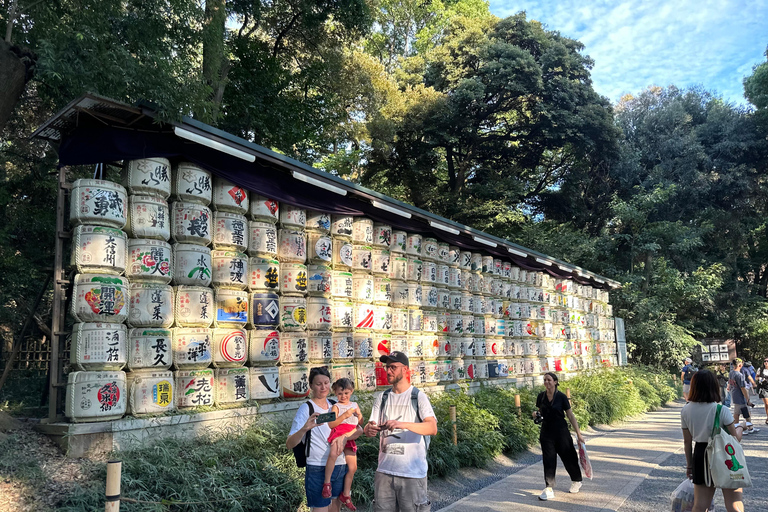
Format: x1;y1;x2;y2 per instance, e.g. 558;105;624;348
570;481;582;493
749;427;760;434
742;428;750;435
539;487;555;500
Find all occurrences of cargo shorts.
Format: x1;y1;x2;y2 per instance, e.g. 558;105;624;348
374;471;431;512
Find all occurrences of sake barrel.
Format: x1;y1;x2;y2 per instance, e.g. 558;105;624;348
212;211;248;252
307;265;332;297
173;162;212;205
485;316;497;337
126;239;173;283
468;315;480;336
307;297;332;330
351;245;372;272
175;369;215;407
127;328;173;371
332;300;353;330
390;256;408;281
437;311;450;333
408;308;423;332
471;274;484;294
122;157;171;198
453;358;466;381
308;331;332;363
456;251;469;270
173;327;213;369
71;322;127;371
280;332;309;364
421;261;437;284
497;318;507;337
211;250;248;289
331;271;353;299
462;272;473;293
331;215;353;239
459;292;472;313
501;261;512;280
127;195;170;240
407;334;424;359
373;277;392;304
172;202;212;246
410;360;428;385
448;313;463;335
249;257;279;291
71;274;129;323
476;359;489;380
423;333;439;358
391;281;408;306
510;265;521;282
126;370;175;415
307;232;333;264
373;224;392;248
447;267;461;290
280;296;307;331
280;205;306;229
249;329;280;364
333;239;354;268
481;256;494;274
127;283;174;328
65;371;127;422
330;363;355;385
390;336;408;354
519;270;528;285
71;225;128;275
405;234;422;257
373;305;392;332
488;337;503;357
437;243;450;264
215;367;250;404
250;366;280;399
352;218;374;244
332;332;354;360
439;359;453;383
407;284;423;308
173;286;213;328
405;258;422;282
423;285;438;310
212;177;248;214
391;230;407;253
371;249;390;276
421;238;438;262
438;335;452;357
354;333;373;360
174;244;212;287
422;311;438;332
448;246;461;267
461;336;475;358
70;179;128;229
425;360;439;384
501;281;512;300
278;229;307;263
248;221;278;258
249;194;279;223
306;210;331;233
437;264;450;287
353;274;374;303
392;308;409;332
356;362;377;391
215;288;249;327
353;302;376;331
373;335;391;358
279;262;308;295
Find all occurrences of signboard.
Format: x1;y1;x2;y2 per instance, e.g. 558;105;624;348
698;339;735;364
615;317;627;366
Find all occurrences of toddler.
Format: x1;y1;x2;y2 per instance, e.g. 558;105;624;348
323;378;362;511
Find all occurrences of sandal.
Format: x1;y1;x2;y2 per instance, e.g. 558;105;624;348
322;483;332;499
339;493;357;511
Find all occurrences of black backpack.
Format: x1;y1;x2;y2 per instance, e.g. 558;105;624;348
293;399;335;468
683;366;694;382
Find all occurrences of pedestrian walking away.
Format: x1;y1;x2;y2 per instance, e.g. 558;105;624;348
681;369;746;512
715;364;731;408
364;351;438;512
682;357;695;401
534;371;585;501
729;358;759;435
756;358;768;424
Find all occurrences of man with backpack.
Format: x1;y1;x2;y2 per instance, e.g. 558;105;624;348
681;357;695;401
364;351;437;512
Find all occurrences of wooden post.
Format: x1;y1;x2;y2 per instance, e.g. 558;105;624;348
515;393;521;419
105;460;122;511
49;167;69;421
449;405;457;445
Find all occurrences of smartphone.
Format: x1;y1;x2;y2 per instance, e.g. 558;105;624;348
315;412;336;424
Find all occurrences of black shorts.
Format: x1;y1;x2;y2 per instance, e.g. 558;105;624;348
692;442;710;486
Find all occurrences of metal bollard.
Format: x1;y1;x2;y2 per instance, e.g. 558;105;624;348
105;460;122;511
450;405;457;445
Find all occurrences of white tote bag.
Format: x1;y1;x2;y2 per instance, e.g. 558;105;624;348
704;404;751;489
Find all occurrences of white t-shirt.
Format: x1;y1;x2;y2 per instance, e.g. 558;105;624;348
681;402;735;442
369;386;436;478
289;400;346;467
335;402;360;428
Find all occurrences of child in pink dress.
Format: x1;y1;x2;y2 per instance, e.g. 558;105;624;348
322;378;363;511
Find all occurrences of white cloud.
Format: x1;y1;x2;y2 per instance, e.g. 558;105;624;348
489;0;768;105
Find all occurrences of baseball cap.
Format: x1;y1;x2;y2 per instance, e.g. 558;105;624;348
684;357;692;363
745;361;752;366
380;351;409;367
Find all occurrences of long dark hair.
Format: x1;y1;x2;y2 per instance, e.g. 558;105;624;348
688;369;721;403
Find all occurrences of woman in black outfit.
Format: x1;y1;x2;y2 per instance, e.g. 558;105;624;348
534;372;585;501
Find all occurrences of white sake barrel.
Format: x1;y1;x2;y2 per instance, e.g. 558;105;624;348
215;367;250;404
485;316;497;337
510;265;521;282
392;308;408;332
127;195;170;240
126;239;172;283
408;308;423;332
460;293;472;314
249;329;280;364
278;229;307;263
422;311;438;332
407;284;423;308
173;162;212;205
280;332;309;364
501;281;512;300
448;313;463;335
481;256;494;274
373;278;392;304
371;249;390;276
248;221;278;258
448;246;460;267
354;333;373;360
405;234;422;257
457;251;470;270
332;333;354;360
331;215;353;239
333;239;354;269
390;256;408;281
70;179;128;228
422;285;438;310
71;225;128;275
373;305;392;331
472;274;484;294
127;328;172;371
331;271;353;299
173;328;212;369
373;335;391;358
307;297;332;330
127;283;174;328
65;371;127;422
172;202;212;245
390;336;408;354
406;258;423;282
497;318;507;336
373;224;392;248
250;366;280;399
174;244;212;287
421;261;437;284
411;360;428;385
173;286;214;328
127;370;175;415
212;212;248;252
356;362;377;391
493;259;502;276
487;337;503;357
423;334;439;358
71;274;129;323
353;274;374;303
280;205;306;229
280;296;307;331
352;218;374;244
437;311;450;334
453;358;466;381
407;334;424;359
353;302;376;330
212;177;248;214
448;267;461;289
439;359;453;383
307;265;331;297
214;288;248;327
175;369;214;407
122;158;171;198
438;335;452;357
330;363;355;386
471;315;482;336
437;243;450;264
436;264;450;287
306;210;331;233
476;359;489;380
519;270;528;285
307;232;333;264
421;238;438;262
308;331;332;363
351;245;372;272
249;194;279;223
391;231;407;253
211;250;248;289
462;271;473;293
71;322;127;371
425;360;439;384
279;262;308;295
248;257;280;292
449;291;461;312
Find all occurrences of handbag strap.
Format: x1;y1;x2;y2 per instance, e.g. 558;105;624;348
710;403;722;438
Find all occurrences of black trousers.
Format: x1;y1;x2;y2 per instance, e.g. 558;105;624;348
540;426;582;487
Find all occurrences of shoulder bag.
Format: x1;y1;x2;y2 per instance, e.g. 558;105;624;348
704;404;751;489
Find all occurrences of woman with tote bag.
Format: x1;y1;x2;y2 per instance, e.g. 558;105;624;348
681;369;746;512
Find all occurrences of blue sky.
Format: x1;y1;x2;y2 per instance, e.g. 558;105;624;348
488;0;768;106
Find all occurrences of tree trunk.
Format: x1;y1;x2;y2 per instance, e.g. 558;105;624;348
202;0;227;121
0;40;28;132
